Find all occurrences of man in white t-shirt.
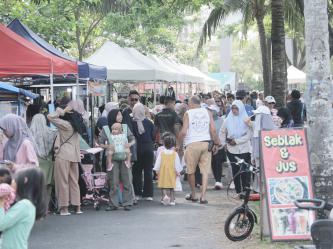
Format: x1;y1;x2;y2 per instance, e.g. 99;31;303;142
179;96;220;204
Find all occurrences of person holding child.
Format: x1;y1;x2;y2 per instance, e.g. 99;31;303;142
104;123;132;171
98;109;135;211
153;133;182;205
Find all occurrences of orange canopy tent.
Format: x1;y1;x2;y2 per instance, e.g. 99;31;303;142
0;24;78;102
0;24;77;76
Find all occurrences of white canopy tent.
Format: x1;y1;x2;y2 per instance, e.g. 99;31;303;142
124;47;179;82
165;59;203;83
86;41;160;81
287;65;306;84
189;66;220;90
148;55;186;82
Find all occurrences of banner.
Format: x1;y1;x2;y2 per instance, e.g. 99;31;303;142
260;129;315;241
88;82;106;96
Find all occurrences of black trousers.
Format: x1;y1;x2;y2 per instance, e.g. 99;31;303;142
211;149;226;183
227;151;251;194
132;143;154;197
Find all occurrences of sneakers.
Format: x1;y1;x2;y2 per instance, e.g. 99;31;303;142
170;202;176;206
145;197;153;201
214;182;223;190
162;195;170;205
229;182;235;189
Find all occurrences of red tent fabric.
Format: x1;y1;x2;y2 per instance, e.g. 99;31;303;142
0;24;77;76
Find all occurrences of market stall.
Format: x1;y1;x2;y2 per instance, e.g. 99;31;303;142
7;19;107;102
0;24;78;103
0;82;39;118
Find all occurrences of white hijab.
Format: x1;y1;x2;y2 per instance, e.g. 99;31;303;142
224;100;249;139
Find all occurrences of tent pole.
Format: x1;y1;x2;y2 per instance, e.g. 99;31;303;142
86;79;89;113
50;74;54;104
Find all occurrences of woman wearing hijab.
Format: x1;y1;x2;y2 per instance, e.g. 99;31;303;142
68;99;90;144
47;106;83;216
131;103;155;200
98;109;135;210
0;114;39;172
219;100;252;194
102;102;119;117
30;113;57;207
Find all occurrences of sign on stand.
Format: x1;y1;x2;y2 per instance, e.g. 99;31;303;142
260;129;315;241
88;82;106;96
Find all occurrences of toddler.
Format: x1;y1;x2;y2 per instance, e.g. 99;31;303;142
105;123;131;171
153;133;182;205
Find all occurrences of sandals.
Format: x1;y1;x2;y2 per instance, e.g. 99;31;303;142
185;194;198;202
199;198;208;204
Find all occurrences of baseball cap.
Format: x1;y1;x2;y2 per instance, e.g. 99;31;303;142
264;96;276;103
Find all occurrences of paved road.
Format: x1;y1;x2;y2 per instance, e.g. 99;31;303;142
29;179;298;249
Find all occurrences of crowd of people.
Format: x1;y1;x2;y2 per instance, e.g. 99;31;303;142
0;88;306;249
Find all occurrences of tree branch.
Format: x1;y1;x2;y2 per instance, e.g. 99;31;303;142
80;15;104;56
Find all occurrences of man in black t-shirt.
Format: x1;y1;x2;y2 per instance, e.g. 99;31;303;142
154;96;180;144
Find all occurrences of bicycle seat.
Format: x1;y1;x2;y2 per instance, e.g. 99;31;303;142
311;220;333;249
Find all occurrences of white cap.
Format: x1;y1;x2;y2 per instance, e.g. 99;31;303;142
264;96;276;103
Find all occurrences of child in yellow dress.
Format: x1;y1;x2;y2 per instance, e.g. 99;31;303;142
153;133;182;205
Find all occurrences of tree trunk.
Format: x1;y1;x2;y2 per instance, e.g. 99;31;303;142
267;37;272;85
271;0;287;107
74;8;83;61
304;0;333;216
255;14;271;96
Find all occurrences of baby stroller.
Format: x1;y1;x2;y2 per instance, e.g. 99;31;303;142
81;164;109;210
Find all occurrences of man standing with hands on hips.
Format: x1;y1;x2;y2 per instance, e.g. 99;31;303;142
178;96;221;204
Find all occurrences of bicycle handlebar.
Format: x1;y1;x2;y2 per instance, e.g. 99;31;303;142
294;199;327;210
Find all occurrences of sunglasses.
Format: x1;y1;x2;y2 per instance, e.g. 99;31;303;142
131;98;139;102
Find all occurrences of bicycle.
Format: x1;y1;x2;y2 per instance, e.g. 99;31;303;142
224;157;260;241
294;198;333;249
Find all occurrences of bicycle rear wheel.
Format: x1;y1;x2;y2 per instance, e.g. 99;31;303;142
224;208;255;241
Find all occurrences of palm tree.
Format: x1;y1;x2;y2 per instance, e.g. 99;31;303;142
198;0;271;95
304;0;333;216
271;0;287;107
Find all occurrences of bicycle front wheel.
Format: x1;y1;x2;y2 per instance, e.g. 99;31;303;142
224;208;255;241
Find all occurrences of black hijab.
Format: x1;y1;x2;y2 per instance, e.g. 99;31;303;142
107;109;121;129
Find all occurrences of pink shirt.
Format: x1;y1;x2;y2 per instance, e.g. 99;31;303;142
13;139;39;172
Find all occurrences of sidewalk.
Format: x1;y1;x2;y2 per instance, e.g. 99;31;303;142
29;177;310;249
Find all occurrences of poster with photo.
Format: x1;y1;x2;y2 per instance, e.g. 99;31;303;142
260;129;315;241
